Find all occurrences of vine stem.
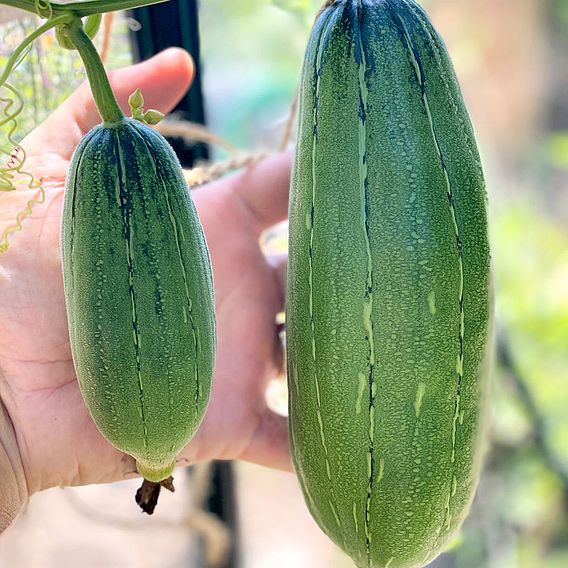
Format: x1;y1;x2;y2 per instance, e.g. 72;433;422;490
63;17;124;125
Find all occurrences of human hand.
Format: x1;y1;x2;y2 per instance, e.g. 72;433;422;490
0;48;291;530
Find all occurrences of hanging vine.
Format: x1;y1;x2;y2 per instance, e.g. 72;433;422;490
0;0;168;255
0;29;46;254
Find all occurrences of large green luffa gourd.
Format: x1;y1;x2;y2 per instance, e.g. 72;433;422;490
287;1;492;566
62;117;215;484
60;17;215;498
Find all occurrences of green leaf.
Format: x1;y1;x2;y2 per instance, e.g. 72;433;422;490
0;0;170;17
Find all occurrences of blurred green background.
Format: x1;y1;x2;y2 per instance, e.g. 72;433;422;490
1;0;567;567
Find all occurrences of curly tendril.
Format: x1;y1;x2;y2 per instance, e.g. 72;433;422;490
0;85;40;191
0;84;45;255
34;0;53;19
0;14;75;255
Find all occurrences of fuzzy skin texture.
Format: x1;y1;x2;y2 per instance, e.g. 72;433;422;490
287;1;492;567
61;118;215;482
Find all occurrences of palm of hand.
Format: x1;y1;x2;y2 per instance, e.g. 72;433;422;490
0;50;291;497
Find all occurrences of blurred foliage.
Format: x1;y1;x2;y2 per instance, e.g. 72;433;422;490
199;0;313;152
272;0;315;16
493;203;568;468
551;0;568;31
0;15;82;151
545;133;568;170
451;203;568;567
0;11;132;151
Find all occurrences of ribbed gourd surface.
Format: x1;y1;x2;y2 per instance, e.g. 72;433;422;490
287;1;491;567
62;117;215;481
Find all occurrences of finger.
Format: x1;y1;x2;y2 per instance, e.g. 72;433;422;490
73;48;195;135
238;408;292;472
228;150;293;236
267;253;288;305
23;48;194;162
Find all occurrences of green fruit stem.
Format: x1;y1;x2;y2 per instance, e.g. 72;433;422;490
64;18;124;125
136;460;176;483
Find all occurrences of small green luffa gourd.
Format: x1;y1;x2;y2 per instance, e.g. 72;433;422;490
60;18;215;511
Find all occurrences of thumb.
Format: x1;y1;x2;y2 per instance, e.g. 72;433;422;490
23;48;194;163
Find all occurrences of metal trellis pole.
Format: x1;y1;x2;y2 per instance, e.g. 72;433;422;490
129;0;209;167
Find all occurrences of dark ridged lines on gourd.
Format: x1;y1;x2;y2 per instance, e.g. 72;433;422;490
287;1;492;567
62;118;215;486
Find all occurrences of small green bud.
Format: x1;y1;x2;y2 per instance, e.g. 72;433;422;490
143;109;165;125
128;89;144;113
